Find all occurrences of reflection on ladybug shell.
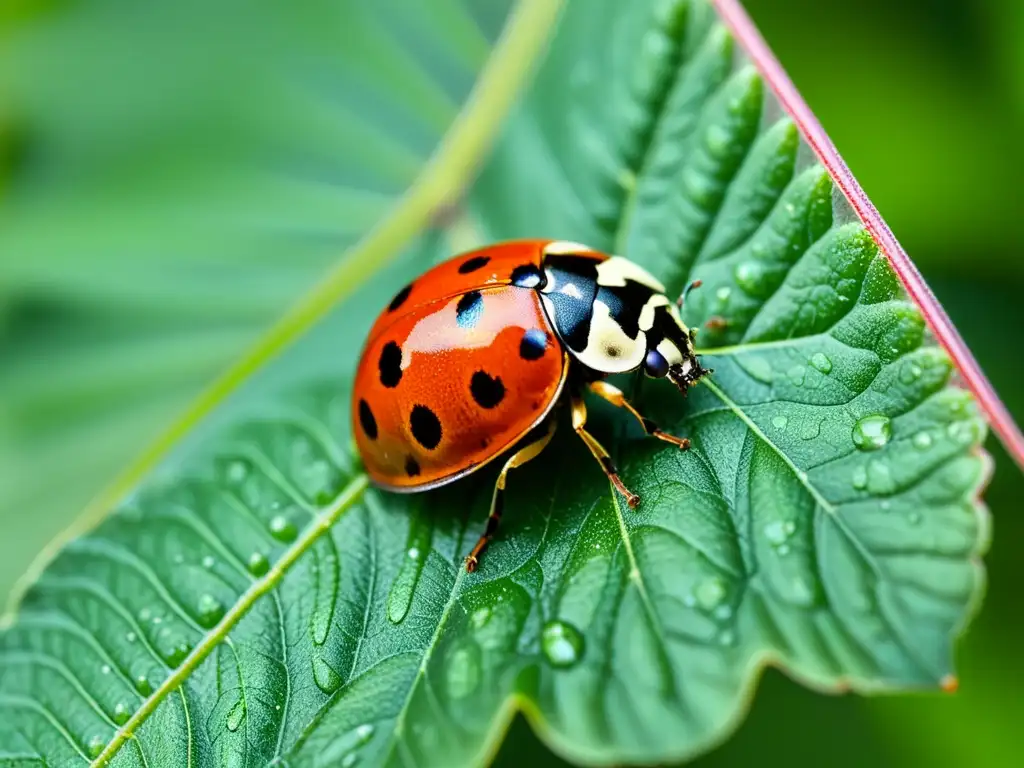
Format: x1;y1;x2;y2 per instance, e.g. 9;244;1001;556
353;272;568;491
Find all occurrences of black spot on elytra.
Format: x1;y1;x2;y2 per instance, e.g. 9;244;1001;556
519;328;548;360
378;341;403;388
458;255;490;274
405;456;421;477
358;399;377;440
410;405;442;449
388;283;413;312
511;264;544;289
456;291;484;329
470;371;505;409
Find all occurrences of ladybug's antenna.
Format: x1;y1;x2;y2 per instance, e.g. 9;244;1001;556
676;279;703;308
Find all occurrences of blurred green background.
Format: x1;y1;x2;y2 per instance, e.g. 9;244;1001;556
0;0;1020;766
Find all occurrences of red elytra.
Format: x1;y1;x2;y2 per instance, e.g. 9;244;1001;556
352;239;710;571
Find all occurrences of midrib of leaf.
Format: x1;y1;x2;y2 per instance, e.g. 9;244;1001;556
700;379;836;514
3;0;568;621
93;474;370;765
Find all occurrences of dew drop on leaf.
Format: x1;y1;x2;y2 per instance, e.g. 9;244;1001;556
787;365;806;386
112;701;131;726
852;414;891;451
718;629;736;647
125;631;136;643
899;362;923;384
224;459;250;485
101;664;111;675
694;577;727;610
809;352;832;374
269;515;298;542
164;642;192;668
763;520;795;545
913;431;933;450
135;674;153;696
196;594;225;628
908;512;922;526
771;415;788;431
541;620;585;668
740;355;774;385
866;460;896;494
202;555;216;569
226;699;245;732
852;466;868;490
715;286;732;303
247;551;270;576
470;607;492;629
734;261;767;294
87;736;105;758
386;517;432;624
445;644;481;699
312;655;342;694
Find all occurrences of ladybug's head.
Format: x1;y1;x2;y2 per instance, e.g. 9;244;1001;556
639;298;709;394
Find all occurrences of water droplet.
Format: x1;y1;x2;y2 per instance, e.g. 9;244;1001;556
777;544;791;556
716;286;732;303
899;362;923;384
682;593;697;608
763;520;795;545
164;642;192;668
809;352;832;375
342;754;359;768
135;674;153;696
947;421;976;445
247;551;269;576
172;554;184;565
695;577;727;610
880;500;891;511
718;629;736;647
225;459;250;485
713;604;734;621
852;466;868;490
138;607;152;622
112;701;131;726
734;261;767;294
269;515;298;542
309;537;339;646
789;577;815;607
866;460;896;495
787;365;806;386
387;518;433;624
226;700;245;732
87;736;105;758
202;555;216;569
445;644;481;699
541;620;585;668
769;415;788;432
741;355;774;385
312;655;342;693
913;432;933;450
196;594;225;628
800;420;822;441
470;607;492;629
355;724;374;743
126;631;137;643
852;415;891;451
101;664;111;675
908;512;922;526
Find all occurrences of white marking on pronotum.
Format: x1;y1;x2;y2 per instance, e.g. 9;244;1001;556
578;300;647;373
595;256;666;293
638;294;670;332
543;240;594;255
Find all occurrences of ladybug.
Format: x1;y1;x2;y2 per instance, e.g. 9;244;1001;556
352;239;710;571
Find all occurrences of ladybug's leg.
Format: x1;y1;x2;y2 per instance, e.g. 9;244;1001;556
570;393;641;508
465;419;557;573
588;381;691;451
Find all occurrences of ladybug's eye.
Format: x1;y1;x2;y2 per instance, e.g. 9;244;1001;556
644;349;670;378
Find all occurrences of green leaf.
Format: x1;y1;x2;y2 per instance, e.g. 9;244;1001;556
0;0;991;766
